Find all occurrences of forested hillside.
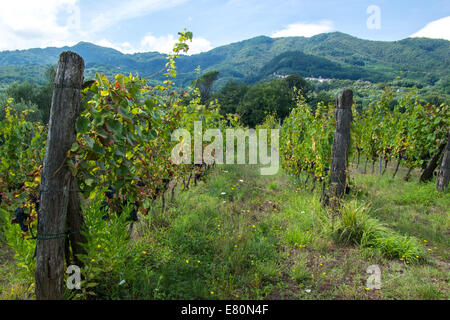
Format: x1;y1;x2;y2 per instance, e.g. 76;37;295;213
0;32;449;90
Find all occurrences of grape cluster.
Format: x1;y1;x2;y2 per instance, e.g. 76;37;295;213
12;207;29;232
7;182;24;193
101;186;139;222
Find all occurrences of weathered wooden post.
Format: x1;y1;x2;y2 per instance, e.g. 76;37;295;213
329;89;353;210
67;177;87;267
436;132;450;191
420;141;446;183
35;52;84;300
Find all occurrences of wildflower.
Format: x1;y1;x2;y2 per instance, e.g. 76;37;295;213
97;244;101;249
423;240;428;243
239;179;244;182
221;192;226;195
365;287;370;291
91;258;95;262
142;251;147;255
185;259;189;264
234;244;238;248
305;289;311;293
322;272;326;276
252;225;256;229
210;291;214;295
197;260;200;264
427;248;432;251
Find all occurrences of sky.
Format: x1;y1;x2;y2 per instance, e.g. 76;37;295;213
0;0;449;54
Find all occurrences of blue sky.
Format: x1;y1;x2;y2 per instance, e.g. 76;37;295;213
0;0;449;53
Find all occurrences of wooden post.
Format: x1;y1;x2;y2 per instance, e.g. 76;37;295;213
66;178;87;267
379;156;382;175
329;89;353;210
436;133;450;191
35;52;84;300
420;141;446;183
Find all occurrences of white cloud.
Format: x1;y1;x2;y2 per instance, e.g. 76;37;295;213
0;0;193;52
90;33;213;55
95;39;134;54
0;0;81;50
140;33;213;55
271;20;335;38
410;16;450;41
89;0;188;33
140;34;177;55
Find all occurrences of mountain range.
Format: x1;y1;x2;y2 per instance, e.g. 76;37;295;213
0;32;449;89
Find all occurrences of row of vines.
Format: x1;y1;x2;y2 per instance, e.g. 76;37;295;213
0;32;236;297
258;88;449;191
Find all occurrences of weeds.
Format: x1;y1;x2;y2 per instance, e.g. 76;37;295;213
0;164;447;300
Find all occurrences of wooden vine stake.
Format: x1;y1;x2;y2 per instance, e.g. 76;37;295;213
35;52;84;300
329;89;353;211
436;132;450;192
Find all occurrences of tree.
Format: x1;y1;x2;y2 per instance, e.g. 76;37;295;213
237;80;292;127
285;74;311;98
217;80;248;115
4;65;55;124
192;70;219;104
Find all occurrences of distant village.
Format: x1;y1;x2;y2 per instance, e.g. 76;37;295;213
273;72;371;84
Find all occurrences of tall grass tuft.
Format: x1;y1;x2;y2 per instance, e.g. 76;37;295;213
335;200;423;263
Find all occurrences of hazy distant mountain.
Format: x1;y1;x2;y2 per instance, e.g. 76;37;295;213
0;32;448;89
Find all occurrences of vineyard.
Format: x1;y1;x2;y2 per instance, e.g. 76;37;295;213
0;32;449;300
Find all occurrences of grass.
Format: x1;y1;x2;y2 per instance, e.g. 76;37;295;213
0;162;448;300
